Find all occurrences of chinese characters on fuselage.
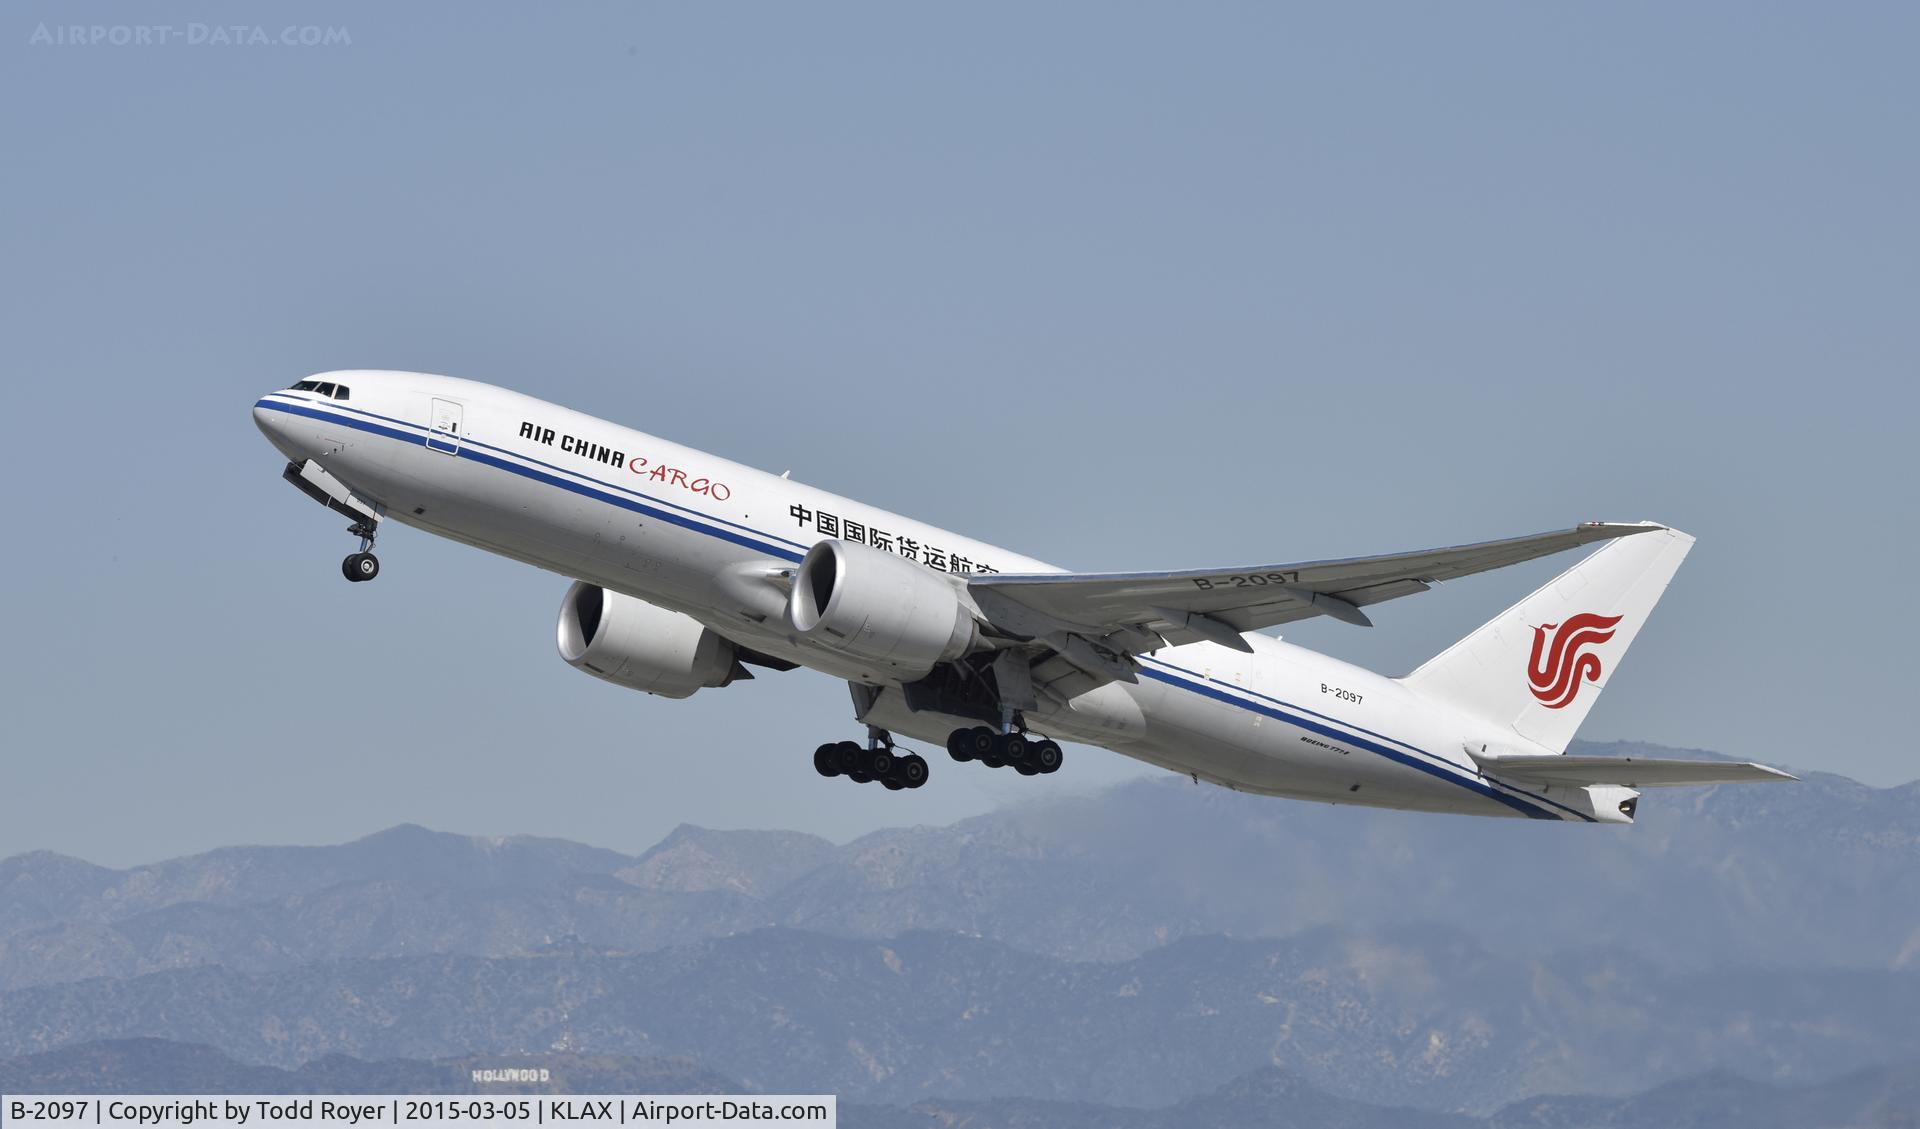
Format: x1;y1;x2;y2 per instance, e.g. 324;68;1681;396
789;503;997;574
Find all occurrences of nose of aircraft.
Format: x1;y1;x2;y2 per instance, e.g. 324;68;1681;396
253;394;313;462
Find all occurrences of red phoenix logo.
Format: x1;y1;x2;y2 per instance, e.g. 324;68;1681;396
1527;613;1624;709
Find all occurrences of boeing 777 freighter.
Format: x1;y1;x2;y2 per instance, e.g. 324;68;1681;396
253;371;1790;822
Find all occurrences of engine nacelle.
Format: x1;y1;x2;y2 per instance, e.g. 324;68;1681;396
786;540;979;680
557;582;739;698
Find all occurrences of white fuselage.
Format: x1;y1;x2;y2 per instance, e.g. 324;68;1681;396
253;370;1602;822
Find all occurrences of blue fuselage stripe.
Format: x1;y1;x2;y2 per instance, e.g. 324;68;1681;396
257;397;805;561
264;395;813;551
1134;667;1563;820
1136;656;1593;822
258;396;1579;821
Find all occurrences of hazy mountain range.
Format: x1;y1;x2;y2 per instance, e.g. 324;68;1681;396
1;740;1914;1123
3;923;1915;1110
1;1041;1915;1129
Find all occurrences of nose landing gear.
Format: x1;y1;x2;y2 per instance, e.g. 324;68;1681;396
341;519;381;583
279;461;385;584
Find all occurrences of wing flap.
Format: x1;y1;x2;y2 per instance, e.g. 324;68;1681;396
1471;754;1797;788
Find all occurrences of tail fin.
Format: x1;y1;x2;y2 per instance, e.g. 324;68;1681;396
1400;522;1693;753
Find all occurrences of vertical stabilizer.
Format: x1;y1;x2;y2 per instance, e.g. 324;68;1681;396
1399;523;1692;753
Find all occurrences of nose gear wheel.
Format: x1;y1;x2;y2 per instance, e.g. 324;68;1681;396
341;519;381;583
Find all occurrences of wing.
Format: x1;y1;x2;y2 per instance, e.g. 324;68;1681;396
968;522;1661;659
1470;754;1796;788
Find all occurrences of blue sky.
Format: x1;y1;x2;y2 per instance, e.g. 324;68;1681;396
3;2;1914;865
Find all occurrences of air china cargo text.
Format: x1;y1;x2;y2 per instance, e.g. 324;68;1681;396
519;420;732;500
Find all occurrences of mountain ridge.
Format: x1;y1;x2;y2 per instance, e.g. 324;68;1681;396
2;1040;1913;1129
2;740;1914;994
3;924;1915;1111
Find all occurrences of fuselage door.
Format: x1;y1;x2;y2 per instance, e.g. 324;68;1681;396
426;398;464;454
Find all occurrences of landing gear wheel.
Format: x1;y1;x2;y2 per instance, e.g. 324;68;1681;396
813;744;841;778
1033;740;1063;774
947;729;974;763
964;727;997;763
342;552;380;582
1003;733;1030;767
896;754;929;789
867;749;896;779
882;777;905;791
834;741;865;778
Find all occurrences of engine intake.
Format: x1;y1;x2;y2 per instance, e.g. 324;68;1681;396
557;582;740;698
787;540;979;679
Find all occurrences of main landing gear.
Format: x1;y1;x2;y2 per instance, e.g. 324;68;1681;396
814;733;929;791
946;726;1063;776
341;519;380;583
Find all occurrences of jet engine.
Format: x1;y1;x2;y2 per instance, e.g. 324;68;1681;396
786;539;980;680
557;582;741;698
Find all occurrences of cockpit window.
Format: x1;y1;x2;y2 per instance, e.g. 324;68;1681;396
285;379;349;399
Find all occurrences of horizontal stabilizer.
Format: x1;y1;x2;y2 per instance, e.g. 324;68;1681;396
1470;752;1796;788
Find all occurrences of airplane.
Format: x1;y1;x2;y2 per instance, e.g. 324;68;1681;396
252;370;1791;823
